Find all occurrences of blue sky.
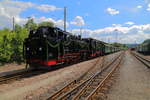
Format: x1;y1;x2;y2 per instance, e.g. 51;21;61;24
19;0;149;29
0;0;150;43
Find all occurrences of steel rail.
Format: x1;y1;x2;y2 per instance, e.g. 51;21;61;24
131;52;150;68
0;70;31;84
47;52;123;100
71;53;124;100
47;56;103;100
86;53;124;100
0;69;44;84
133;52;150;63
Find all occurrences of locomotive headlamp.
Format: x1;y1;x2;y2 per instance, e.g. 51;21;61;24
33;30;36;34
39;47;42;51
27;48;29;51
43;34;47;38
49;53;53;57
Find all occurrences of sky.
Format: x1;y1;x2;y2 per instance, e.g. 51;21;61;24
0;0;150;44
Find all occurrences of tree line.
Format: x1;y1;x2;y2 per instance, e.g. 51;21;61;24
0;19;54;65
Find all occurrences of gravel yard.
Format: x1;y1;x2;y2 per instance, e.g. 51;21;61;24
107;51;150;100
133;51;150;60
0;63;25;74
0;52;121;100
146;55;150;59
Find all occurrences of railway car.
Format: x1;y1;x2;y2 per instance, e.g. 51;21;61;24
104;44;114;54
82;38;105;57
23;26;121;69
136;41;150;55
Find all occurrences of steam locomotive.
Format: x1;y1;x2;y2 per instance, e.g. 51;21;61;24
23;26;121;68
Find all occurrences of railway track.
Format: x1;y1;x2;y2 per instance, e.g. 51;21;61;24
46;52;124;100
0;69;48;85
131;52;150;68
79;53;123;100
0;54;105;85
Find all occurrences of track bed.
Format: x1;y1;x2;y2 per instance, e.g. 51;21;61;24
107;51;150;100
0;52;121;100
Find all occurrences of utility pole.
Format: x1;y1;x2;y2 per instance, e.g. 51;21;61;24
108;37;110;43
70;30;73;35
27;17;31;20
80;28;82;36
13;17;15;32
115;29;118;43
64;7;67;31
27;17;31;31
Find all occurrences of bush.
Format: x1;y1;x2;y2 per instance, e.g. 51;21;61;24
0;26;28;64
0;21;54;64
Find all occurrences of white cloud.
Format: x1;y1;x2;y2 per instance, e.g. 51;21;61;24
147;4;150;11
55;20;69;28
125;21;135;25
112;24;122;27
15;16;27;25
70;24;150;44
70;16;85;26
0;0;62;28
137;5;142;9
106;8;119;15
1;0;34;10
33;16;69;28
0;0;34;28
36;4;62;12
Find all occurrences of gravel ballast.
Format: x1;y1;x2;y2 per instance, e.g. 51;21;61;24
0;52;121;100
107;51;150;100
0;64;25;74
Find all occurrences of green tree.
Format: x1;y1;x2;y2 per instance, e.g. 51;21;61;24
143;39;150;44
111;42;128;49
14;24;22;33
0;20;55;64
10;26;28;63
0;28;13;63
38;21;54;27
24;18;37;30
